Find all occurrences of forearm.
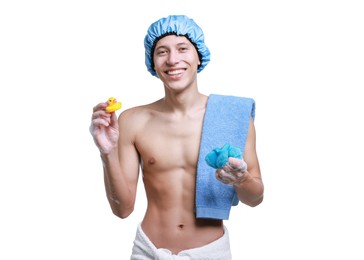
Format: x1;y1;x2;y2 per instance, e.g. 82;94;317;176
101;150;135;218
234;170;264;207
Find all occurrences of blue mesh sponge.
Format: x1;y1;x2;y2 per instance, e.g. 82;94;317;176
205;144;243;169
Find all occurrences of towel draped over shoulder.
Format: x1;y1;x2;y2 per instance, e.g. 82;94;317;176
195;94;255;220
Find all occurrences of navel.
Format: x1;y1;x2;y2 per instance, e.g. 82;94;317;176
178;224;185;230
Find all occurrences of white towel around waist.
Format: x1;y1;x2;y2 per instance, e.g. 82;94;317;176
130;224;232;260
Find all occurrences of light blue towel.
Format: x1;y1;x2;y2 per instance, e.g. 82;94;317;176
195;94;255;219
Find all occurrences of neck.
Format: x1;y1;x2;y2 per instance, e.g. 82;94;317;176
163;87;207;114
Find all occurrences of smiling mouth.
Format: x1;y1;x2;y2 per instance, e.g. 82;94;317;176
167;69;185;75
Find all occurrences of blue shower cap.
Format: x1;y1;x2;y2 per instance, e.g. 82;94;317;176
144;15;211;77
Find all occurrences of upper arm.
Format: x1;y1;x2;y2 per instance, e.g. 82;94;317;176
117;109;141;202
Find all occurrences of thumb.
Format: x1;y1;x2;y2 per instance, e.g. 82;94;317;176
110;111;118;127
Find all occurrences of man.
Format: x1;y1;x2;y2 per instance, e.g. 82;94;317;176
90;15;264;259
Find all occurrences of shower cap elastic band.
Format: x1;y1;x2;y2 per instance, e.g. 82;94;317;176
144;15;211;77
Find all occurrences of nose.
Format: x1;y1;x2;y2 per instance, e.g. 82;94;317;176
166;50;180;66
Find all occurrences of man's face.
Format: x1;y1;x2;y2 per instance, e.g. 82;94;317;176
153;35;200;89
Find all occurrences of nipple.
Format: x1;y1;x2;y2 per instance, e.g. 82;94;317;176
148;157;156;165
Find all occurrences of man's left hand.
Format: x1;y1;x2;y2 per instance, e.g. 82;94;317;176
215;157;248;186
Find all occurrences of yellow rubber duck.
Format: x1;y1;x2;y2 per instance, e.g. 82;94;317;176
106;97;122;112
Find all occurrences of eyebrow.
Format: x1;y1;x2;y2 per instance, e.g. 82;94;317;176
155;41;191;51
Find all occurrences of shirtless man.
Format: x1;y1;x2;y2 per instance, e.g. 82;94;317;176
90;15;264;259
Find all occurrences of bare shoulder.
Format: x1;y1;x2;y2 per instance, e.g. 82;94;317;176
117;99;162;131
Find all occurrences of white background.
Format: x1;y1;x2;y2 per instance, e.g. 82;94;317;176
1;0;363;259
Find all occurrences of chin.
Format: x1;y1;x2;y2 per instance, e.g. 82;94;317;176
166;79;193;91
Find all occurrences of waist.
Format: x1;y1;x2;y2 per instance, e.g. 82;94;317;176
141;211;224;254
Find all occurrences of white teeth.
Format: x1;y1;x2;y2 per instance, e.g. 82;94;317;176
167;69;184;75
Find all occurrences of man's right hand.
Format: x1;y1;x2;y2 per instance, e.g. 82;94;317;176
89;101;119;154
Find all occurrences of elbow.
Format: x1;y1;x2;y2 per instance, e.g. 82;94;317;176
247;195;264;207
108;197;135;219
242;186;264;207
112;206;134;219
240;195;264;207
114;212;131;219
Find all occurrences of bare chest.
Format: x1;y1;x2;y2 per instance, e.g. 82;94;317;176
136;115;204;172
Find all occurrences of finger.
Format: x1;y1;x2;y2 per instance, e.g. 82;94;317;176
220;170;237;181
216;169;236;184
91;118;110;128
92;102;108;112
91;109;110;120
110;111;118;126
227;157;247;172
215;171;229;184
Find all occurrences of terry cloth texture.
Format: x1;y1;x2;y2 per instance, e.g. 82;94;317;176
195;94;255;220
131;224;232;260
